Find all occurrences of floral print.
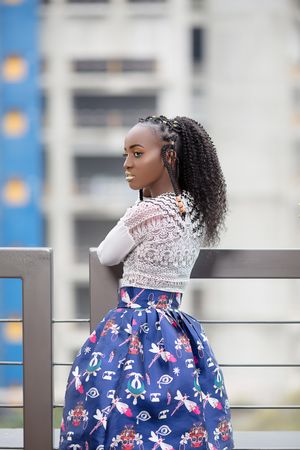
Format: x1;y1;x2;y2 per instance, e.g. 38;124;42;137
59;286;234;449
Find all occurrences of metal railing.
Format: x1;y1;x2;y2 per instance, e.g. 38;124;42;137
0;248;53;450
0;248;300;449
88;248;300;450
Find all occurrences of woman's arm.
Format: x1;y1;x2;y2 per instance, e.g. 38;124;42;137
96;199;164;266
96;219;136;266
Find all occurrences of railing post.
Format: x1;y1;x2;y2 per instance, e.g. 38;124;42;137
89;249;121;332
0;248;53;450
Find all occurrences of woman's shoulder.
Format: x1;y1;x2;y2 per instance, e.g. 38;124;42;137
122;190;195;225
128;192;183;218
120;196;165;230
143;190;195;214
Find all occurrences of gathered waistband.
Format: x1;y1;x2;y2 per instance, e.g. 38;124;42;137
117;285;183;310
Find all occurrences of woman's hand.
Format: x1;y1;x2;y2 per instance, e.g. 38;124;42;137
143;187;152;198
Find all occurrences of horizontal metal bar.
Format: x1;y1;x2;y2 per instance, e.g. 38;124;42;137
0;361;23;365
0;447;23;450
0;319;22;323
198;320;300;324
52;403;300;409
0;361;300;367
189;248;300;278
2;319;299;325
53;362;72;366
0;404;23;408
52;319;90;323
51;362;300;367
220;363;300;367
231;405;300;409
2;318;299;325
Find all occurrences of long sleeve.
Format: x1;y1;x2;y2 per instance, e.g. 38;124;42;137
96;199;167;266
96;219;136;266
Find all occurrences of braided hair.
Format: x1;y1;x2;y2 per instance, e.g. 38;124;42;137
137;114;228;247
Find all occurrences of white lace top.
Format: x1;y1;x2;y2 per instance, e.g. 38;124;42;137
96;190;203;293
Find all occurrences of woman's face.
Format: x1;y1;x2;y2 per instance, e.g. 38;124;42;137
123;123;175;195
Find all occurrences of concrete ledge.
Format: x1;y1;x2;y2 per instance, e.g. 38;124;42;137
0;429;300;449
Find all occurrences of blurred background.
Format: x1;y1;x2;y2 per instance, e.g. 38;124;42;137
0;0;300;437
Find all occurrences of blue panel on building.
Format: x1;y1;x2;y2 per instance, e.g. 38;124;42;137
0;0;42;387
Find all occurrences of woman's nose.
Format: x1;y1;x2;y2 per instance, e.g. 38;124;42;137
123;157;132;169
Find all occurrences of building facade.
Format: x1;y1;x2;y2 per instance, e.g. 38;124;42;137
37;0;300;430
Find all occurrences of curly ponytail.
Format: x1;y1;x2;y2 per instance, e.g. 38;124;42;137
137;115;228;247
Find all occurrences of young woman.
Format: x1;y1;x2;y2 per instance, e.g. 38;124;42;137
59;115;235;449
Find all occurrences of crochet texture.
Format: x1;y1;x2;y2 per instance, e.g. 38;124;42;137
119;190;202;293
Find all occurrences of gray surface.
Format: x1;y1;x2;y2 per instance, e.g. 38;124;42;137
0;429;300;449
190;248;300;279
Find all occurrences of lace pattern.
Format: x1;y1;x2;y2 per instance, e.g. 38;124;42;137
119;190;202;293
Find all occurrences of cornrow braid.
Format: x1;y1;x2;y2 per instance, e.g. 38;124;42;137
138;115;186;220
137;114;228;247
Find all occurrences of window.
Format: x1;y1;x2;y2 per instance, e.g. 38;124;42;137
72;58;156;74
73;155;123;195
66;0;109;3
40;91;48;127
192;27;205;67
41;146;49;195
74;218;118;263
42;213;48;247
127;0;165;2
191;0;205;9
74;284;90;319
73;94;156;127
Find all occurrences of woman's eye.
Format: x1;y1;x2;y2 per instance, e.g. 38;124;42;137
122;152;142;158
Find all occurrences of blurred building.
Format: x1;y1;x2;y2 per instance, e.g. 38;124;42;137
38;0;207;404
37;0;300;429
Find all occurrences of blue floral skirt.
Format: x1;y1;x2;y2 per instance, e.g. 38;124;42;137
59;286;235;449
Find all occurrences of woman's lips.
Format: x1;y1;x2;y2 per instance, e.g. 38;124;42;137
125;175;135;181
